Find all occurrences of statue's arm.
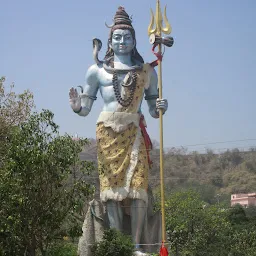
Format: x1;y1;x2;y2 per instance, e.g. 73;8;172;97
144;68;159;118
69;65;99;117
79;65;99;116
144;67;168;118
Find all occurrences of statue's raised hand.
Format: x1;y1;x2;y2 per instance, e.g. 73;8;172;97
69;87;82;113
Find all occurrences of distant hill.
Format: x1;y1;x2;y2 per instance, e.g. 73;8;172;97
80;140;256;204
150;148;256;203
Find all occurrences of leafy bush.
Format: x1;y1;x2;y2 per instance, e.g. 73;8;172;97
91;229;134;256
164;190;231;256
229;229;256;256
47;241;77;256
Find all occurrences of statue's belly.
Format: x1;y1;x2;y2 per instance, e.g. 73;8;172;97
99;79;119;111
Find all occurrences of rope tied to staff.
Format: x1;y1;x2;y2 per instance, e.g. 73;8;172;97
150;44;163;67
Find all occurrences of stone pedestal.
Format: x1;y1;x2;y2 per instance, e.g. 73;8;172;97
78;196;161;256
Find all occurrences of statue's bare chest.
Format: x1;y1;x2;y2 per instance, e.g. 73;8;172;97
97;69;129;101
98;68;129;87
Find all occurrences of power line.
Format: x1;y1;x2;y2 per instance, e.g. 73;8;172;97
83;138;256;153
80;145;256;161
81;175;256;181
166;138;256;149
82;145;256;154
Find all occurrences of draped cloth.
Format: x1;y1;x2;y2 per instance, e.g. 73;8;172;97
96;64;153;204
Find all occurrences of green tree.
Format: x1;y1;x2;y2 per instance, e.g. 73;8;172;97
46;241;77;256
0;110;94;256
91;229;134;256
164;190;231;256
0;76;34;166
229;229;256;256
228;204;248;227
228;205;256;255
0;76;34;125
244;205;256;221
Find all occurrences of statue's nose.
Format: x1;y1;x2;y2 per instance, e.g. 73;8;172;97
120;36;125;44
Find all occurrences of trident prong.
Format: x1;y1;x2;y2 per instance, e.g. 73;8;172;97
162;6;172;34
148;0;172;36
148;8;156;35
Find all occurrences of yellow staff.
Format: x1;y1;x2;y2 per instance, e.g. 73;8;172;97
148;0;173;246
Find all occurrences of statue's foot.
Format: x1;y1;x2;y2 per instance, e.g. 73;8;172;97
133;250;149;256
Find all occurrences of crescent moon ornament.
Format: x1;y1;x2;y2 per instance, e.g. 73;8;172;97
105;19;115;28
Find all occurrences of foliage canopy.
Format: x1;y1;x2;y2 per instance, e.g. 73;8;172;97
0;110;94;255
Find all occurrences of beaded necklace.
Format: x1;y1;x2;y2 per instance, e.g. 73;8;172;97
112;71;137;107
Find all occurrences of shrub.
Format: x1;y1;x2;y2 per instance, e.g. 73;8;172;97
91;229;134;256
47;241;77;256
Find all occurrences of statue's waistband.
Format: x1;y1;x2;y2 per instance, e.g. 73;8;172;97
97;111;140;133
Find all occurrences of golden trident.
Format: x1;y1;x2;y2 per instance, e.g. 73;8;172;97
148;0;173;244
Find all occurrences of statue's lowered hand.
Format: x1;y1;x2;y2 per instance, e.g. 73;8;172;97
69;87;82;112
156;98;168;114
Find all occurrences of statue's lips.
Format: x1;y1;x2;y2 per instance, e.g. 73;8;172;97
119;45;127;49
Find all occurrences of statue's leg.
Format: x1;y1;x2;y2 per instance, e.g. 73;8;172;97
106;200;123;231
131;199;147;249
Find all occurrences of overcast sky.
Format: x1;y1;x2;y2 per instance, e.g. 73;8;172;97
1;0;256;152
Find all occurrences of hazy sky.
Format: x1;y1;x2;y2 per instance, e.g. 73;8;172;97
1;0;256;152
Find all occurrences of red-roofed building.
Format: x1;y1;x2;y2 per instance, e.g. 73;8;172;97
231;193;256;207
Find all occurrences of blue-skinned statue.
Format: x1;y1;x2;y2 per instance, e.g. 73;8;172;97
69;7;168;256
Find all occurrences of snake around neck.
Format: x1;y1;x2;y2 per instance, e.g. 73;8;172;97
92;38;143;74
103;57;143;74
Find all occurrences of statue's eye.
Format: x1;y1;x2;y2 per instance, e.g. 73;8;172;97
113;35;121;40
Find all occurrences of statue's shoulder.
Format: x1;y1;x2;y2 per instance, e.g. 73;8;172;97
142;63;157;89
85;64;103;84
86;64;101;76
143;63;157;78
85;64;101;86
143;63;155;72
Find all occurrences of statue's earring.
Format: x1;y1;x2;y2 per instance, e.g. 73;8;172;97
132;40;136;55
108;39;112;49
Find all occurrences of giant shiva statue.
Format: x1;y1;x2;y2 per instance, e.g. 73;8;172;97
69;7;168;255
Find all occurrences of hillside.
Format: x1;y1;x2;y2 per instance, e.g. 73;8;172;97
80;140;256;204
150;148;256;203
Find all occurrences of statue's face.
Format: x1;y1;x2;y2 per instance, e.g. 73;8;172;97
110;29;135;55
